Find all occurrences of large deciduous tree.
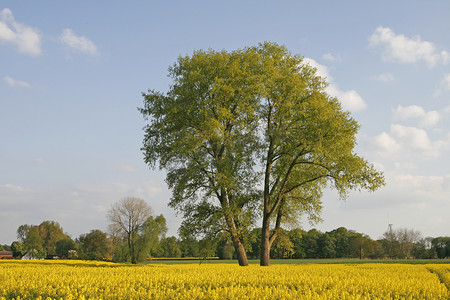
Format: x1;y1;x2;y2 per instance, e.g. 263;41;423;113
17;221;71;257
141;42;384;267
254;43;384;265
107;197;152;264
141;48;262;266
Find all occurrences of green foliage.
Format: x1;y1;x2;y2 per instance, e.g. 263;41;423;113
431;236;450;259
380;227;423;259
157;237;182;258
179;237;200;257
26;248;47;259
24;229;45;257
38;221;69;255
17;224;31;243
302;229;321;258
141;42;385;266
17;221;71;256
10;241;23;258
77;229;110;260
55;238;77;258
135;215;168;261
252;42;385;265
107;197;153;264
197;238;219;260
141;46;265;265
288;229;305;259
221;244;235;260
270;229;294;259
246;228;262;259
113;243;129;263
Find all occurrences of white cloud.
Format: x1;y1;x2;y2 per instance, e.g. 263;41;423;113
394;174;444;192
390;124;432;151
60;29;99;56
4;76;31;88
372;132;401;155
303;58;367;112
0;8;42;56
392;105;440;128
326;85;367;112
369;26;449;67
2;183;24;192
373;73;395;82
433;73;450;97
441;51;450;64
115;163;138;173
322;53;341;62
370;124;449;159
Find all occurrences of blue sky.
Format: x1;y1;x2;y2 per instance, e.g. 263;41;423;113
1;1;449;244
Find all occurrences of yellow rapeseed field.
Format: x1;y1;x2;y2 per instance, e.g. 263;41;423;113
0;260;448;299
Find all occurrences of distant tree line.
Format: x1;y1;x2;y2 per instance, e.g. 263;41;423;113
202;226;450;260
3;219;449;261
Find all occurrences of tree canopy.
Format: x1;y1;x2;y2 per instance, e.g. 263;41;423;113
16;221;72;258
252;43;385;265
141;42;384;266
141;47;263;265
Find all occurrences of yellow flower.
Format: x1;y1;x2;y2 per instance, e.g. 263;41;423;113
0;260;448;299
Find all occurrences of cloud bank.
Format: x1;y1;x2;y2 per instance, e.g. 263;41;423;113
369;26;450;67
4;76;31;88
392;105;440;128
0;8;42;57
60;28;99;56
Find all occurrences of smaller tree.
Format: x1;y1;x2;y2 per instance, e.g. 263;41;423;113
412;238;433;259
271;229;294;259
432;237;450;259
55;238;77;258
288;228;305;259
17;224;32;243
179;236;200;257
17;221;70;256
24;229;46;259
221;243;235;260
158;237;182;257
107;197;152;264
113;243;129;262
302;229;322;258
246;228;262;259
318;233;336;258
38;221;69;255
77;230;110;260
11;241;24;258
381;227;422;259
135;215;168;261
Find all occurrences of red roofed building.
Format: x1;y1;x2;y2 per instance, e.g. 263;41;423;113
0;250;13;259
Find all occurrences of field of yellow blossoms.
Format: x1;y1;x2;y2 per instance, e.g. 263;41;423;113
0;260;449;299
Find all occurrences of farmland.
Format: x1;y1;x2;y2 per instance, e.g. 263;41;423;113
0;260;449;299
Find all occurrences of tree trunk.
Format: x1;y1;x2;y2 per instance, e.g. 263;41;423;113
128;232;136;264
260;215;271;266
232;235;249;266
131;241;136;264
223;211;249;266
